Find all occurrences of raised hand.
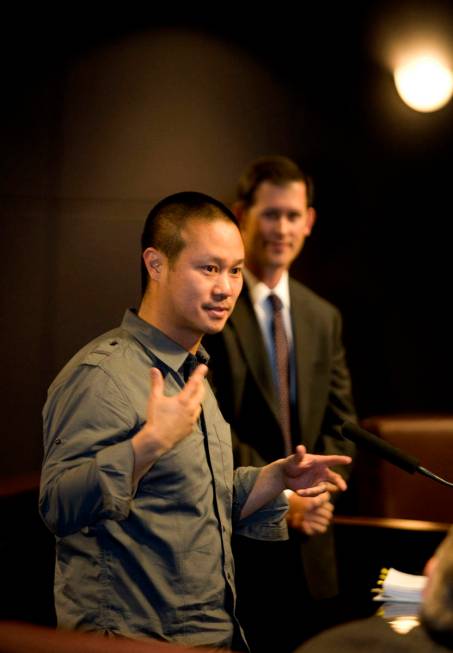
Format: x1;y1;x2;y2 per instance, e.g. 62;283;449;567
132;364;207;479
239;444;351;521
282;445;351;497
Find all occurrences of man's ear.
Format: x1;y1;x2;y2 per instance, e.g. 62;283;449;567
143;247;164;281
305;207;317;236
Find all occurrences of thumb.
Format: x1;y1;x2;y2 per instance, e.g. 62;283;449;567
293;444;306;463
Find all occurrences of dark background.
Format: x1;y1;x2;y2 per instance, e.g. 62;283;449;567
1;1;453;478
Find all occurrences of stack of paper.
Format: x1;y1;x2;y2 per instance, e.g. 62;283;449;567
373;567;427;603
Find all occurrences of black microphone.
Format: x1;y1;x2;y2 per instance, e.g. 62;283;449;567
341;420;453;488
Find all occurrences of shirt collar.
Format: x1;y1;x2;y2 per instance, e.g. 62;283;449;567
243;268;290;310
121;308;209;374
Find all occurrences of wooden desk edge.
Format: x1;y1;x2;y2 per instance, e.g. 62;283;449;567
334;515;451;532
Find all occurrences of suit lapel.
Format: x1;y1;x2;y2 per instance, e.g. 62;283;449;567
229;290;281;423
290;280;316;440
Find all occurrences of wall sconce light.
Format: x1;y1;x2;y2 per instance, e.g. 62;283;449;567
394;54;453;112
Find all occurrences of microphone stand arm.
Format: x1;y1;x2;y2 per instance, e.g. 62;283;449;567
417;466;453;488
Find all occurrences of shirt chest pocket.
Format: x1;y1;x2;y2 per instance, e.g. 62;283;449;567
138;428;209;500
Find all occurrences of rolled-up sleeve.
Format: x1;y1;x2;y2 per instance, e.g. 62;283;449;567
232;466;289;541
40;365;137;537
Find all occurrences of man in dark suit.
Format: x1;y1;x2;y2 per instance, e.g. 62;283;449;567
205;156;357;652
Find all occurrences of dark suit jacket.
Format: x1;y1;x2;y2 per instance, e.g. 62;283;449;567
205;277;356;599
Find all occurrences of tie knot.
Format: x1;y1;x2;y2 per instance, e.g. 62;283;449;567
268;293;283;313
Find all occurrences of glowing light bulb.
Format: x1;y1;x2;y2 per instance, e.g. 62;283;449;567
394;55;453;112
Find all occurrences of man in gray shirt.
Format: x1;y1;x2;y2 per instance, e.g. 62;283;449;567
40;192;351;650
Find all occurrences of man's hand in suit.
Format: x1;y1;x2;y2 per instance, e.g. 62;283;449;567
286;491;334;535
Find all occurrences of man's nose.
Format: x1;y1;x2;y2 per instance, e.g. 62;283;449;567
213;273;232;296
274;216;290;235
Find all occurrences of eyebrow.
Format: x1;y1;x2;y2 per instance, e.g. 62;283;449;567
197;255;245;266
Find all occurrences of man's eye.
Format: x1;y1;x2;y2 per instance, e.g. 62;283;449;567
230;267;243;276
204;265;217;273
262;210;279;220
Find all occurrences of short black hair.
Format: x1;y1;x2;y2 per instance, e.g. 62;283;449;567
141;191;238;294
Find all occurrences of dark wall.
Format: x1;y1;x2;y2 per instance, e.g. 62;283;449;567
1;3;453;477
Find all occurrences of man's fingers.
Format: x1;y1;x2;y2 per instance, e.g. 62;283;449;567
296;484;328;498
308;491;330;508
314;507;334;521
188;363;208;383
304;471;347;494
317;480;345;495
315;454;352;466
286;453;351;484
307;513;330;526
183;364;208;399
326;469;347;492
150;367;164;399
149;364;205;423
308;522;328;534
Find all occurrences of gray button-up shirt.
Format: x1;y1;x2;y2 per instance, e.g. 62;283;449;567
40;309;288;649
